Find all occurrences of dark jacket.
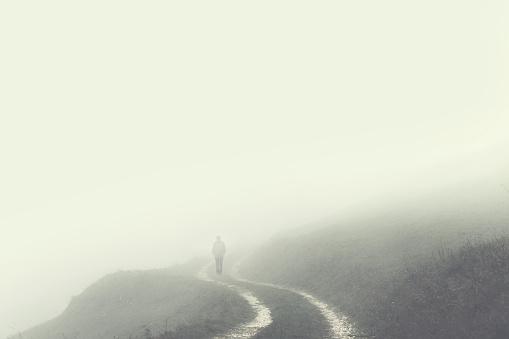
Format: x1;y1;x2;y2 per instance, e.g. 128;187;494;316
212;240;226;257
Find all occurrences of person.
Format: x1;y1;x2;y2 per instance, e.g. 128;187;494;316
212;236;226;274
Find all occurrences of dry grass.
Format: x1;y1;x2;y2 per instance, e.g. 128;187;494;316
240;223;509;338
17;265;252;339
371;235;509;338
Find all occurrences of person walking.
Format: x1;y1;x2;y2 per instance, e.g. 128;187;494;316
212;236;226;274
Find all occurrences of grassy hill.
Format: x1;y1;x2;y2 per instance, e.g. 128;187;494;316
15;158;509;338
239;166;509;338
17;259;253;339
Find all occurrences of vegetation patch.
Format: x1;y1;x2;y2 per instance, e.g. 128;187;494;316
18;264;253;339
240;217;509;338
372;235;509;338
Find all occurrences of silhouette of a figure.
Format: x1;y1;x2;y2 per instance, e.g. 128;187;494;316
212;236;226;274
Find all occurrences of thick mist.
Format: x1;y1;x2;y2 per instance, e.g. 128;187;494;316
1;1;509;337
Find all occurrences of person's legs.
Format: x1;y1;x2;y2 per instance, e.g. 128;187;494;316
219;256;224;274
215;257;220;274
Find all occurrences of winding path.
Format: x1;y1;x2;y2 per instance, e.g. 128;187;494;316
196;257;354;338
197;263;272;338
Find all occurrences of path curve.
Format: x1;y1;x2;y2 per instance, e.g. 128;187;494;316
230;259;354;339
196;263;272;338
198;258;354;338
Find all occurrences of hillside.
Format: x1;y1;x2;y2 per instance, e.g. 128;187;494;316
17;260;252;339
239;165;509;338
15;161;509;338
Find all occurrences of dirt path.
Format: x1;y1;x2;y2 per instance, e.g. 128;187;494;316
197;263;272;338
197;257;354;338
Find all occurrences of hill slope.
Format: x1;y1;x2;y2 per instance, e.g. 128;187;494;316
17;160;509;338
239;165;509;338
17;262;252;339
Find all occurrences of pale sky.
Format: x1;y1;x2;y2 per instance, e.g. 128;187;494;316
1;1;509;337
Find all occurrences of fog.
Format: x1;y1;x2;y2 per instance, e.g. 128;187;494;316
1;1;509;337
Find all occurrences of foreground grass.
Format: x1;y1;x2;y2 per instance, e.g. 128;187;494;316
157;318;230;339
155;313;249;339
240;186;509;339
241;232;509;338
239;172;509;338
18;263;253;339
372;235;509;338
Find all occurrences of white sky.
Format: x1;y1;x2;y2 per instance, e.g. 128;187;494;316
1;1;509;337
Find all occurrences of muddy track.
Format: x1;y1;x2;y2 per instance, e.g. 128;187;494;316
197;257;354;338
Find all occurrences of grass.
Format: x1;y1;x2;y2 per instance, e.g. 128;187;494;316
17;171;509;338
238;177;509;338
241;232;509;338
17;262;253;339
369;236;509;338
157;318;232;339
155;285;255;339
372;235;509;339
